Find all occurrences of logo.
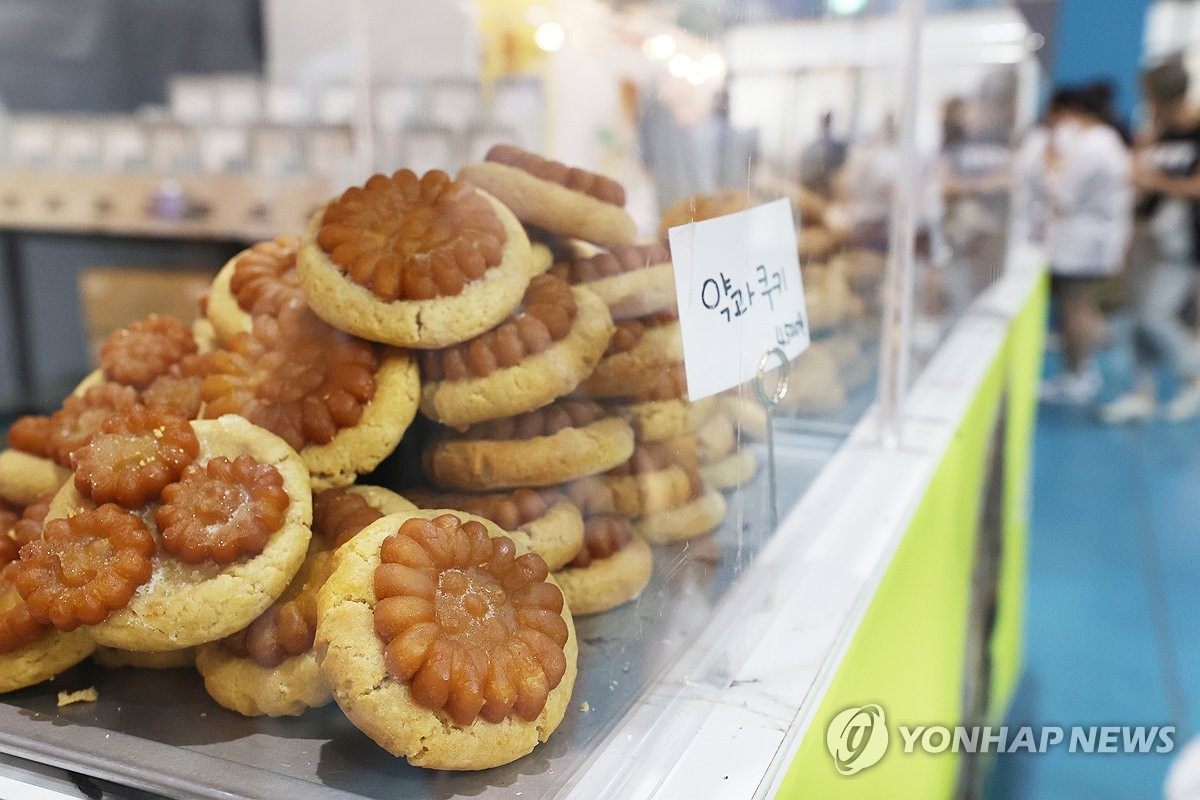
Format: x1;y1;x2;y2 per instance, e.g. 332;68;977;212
826;704;889;775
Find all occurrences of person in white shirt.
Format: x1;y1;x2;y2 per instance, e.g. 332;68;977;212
1039;83;1133;405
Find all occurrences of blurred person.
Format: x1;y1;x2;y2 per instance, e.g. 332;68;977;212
1038;83;1133;405
939;96;1013;312
836;113;900;253
1102;59;1200;423
798;110;848;198
695;87;759;192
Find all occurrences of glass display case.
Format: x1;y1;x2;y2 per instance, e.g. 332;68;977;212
0;1;1047;798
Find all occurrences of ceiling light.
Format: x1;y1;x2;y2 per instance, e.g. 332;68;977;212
534;22;565;52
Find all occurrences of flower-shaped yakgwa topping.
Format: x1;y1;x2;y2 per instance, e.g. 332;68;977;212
312;489;384;549
318;169;507;302
156;454;289;565
201;309;379;452
72;405;200;509
0;563;49;654
229;235;304;317
44;384;143;467
223;552;333;667
602;311;679;356
405;488;555;532
13;503;155;631
568;515;632;569
549;242;671;285
6;414;52;458
373;514;569;725
419;275;577;381
485;144;627;206
100;315;198;390
0;494;52;567
633;362;688;402
459;400;604;441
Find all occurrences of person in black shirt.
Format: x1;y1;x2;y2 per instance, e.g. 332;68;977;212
1101;58;1200;423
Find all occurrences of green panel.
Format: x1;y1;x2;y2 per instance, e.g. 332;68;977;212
989;274;1048;722
776;346;1010;798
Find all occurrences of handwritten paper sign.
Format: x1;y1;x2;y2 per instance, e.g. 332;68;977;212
668;197;810;401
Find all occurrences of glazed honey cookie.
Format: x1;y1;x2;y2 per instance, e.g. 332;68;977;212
721;395;767;442
1;314;213;505
194;485;414;718
612;363;717;442
0;578;96;694
658;188;754;239
548;242;674;321
622;397;718;443
1;317;207;505
701;450;758;491
634;476;727;544
553;516;652;615
200;306;420;490
298;169;533;349
34;413;312;652
419;277;614;429
405;487;583;572
694;409;737;464
0;495;95;693
206;235;304;343
576;312;682;398
459;145;636;248
316;510;577;770
565;441;693;518
423;401;633;491
777;343;846;415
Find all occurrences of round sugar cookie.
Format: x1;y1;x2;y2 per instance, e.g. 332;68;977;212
206;235;303;343
405;487;584;572
701;450;759;490
199;307;421;491
549;243;675;321
424;402;633;491
298;170;533;349
634;486;727;544
459;146;636;247
419;283;614;429
46;415;313;652
554;517;652;615
316;509;577;770
576;313;682;398
0;581;96;694
194;485;414;717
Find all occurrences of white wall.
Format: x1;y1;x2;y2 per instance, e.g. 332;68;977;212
725;8;1036;174
264;0;480;86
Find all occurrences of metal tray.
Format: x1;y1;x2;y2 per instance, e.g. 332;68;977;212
0;436;837;800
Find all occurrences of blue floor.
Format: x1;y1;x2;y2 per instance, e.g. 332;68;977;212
987;345;1200;798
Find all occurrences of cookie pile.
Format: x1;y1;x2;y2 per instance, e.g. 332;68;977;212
0;147;765;772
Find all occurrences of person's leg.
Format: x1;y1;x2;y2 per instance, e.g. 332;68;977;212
1100;264;1163;423
1058;278;1105;374
1043;276;1102;404
1135;260;1200;380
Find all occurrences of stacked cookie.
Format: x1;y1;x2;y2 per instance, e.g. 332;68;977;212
546;250;729;547
411;147;667;619
0;149;771;773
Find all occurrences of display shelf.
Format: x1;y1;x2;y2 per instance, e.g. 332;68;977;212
0;170;331;242
0;256;1043;800
0;436;835;800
